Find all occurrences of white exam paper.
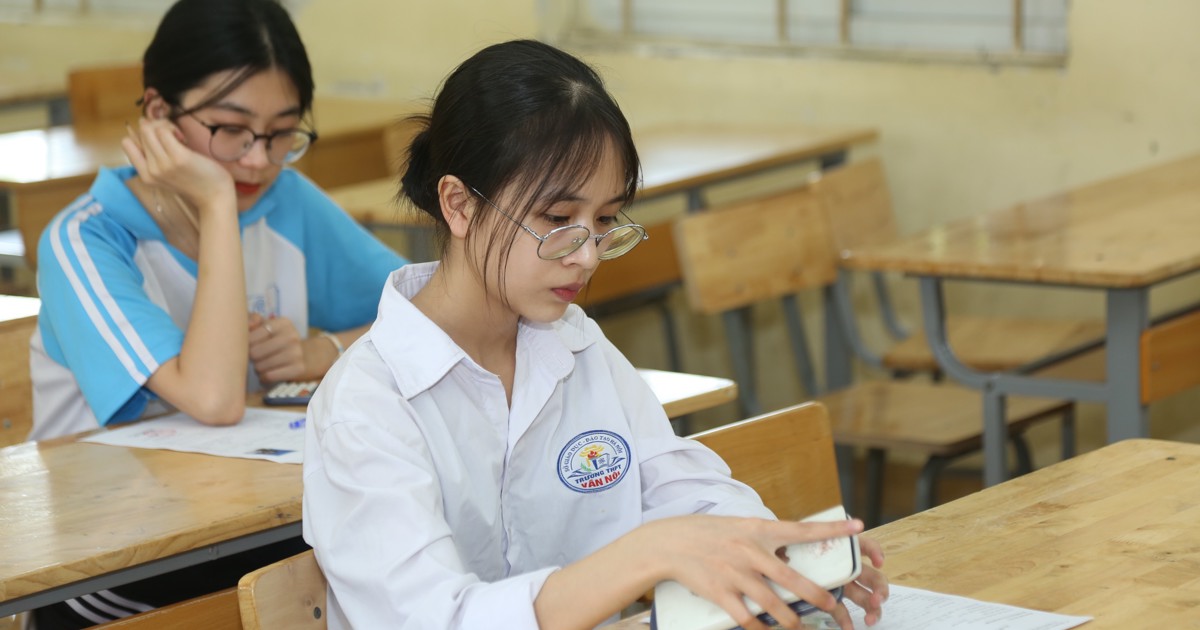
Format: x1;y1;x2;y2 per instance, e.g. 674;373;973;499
821;584;1091;630
81;407;307;464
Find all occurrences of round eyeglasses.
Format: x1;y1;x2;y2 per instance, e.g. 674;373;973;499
181;112;318;165
469;186;648;261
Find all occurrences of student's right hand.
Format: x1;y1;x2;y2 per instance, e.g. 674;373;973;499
639;515;866;630
122;117;235;212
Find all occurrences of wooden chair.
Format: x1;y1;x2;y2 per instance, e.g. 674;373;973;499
238;548;327;630
0;296;39;447
13;181;81;270
95;588;241;629
811;157;1106;375
691;401;842;520
1140;309;1200;405
67;63;143;125
576;221;685;373
672;185;1074;525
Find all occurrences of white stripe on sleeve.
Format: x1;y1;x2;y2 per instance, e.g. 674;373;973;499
48;203;148;384
68;206;161;373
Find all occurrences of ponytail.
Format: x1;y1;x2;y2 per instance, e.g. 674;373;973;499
399;116;442;223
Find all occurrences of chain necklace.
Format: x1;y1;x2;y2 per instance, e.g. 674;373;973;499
152;187;201;257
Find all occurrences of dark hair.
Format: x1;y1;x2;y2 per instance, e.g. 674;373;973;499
401;39;640;290
142;0;314;115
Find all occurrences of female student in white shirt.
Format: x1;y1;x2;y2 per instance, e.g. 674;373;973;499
302;39;888;630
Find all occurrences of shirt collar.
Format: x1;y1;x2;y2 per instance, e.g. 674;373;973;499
371;261;601;399
88;165;282;240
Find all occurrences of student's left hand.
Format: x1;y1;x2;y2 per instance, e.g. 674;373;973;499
840;535;888;626
248;314;329;383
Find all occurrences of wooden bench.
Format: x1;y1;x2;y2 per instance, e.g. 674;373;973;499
673;184;1074;525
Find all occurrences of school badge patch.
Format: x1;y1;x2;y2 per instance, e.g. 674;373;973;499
557;430;631;493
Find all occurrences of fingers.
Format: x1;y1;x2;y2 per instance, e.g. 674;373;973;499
859;535;886;569
843;565;889;626
248;318;305;383
767;518;864;550
709;589;771;630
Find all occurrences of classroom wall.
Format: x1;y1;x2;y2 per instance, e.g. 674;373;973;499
4;0;1199;458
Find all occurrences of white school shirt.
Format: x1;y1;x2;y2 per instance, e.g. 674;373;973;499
302;262;775;629
30;166;405;440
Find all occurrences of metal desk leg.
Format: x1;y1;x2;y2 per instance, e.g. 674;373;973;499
1106;288;1150;440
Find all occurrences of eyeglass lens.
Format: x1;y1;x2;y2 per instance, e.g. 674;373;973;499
209;128;312;165
540;224;645;260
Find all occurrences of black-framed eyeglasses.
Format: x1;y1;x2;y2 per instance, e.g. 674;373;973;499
468;186;648;261
179;112;318;165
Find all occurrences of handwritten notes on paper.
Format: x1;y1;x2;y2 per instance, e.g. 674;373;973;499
81;408;307;464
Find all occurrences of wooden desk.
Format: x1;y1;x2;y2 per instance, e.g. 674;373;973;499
0;367;736;617
605;438;1200;629
335;124;880;225
641;368;737;418
868;438;1200;627
635;124;878;205
841;154;1200;485
0;97;411;267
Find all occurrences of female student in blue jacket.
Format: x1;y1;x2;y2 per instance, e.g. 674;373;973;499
302;39;888;630
31;0;405;442
30;0;403;626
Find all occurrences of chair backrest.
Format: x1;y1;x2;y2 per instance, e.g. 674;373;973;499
672;186;838;315
238;549;328;630
1141;309;1200;405
690;401;842;520
16;180;90;270
0;297;39;447
809;157;898;251
381;117;423;176
67;62;143;125
575;221;682;310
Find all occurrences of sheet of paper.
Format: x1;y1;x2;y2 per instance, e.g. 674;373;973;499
799;584;1091;630
80;407;307;464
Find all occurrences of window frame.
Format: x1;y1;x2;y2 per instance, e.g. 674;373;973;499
546;0;1068;68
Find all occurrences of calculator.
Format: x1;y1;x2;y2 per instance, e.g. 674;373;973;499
263;380;319;406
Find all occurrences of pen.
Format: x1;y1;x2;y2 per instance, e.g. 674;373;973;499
289;418;306;430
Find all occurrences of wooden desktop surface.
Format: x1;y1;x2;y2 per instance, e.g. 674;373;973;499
0;436;303;605
868;438;1200;626
0;368;735;609
841;153;1200;288
605;438;1200;629
636;124;877;199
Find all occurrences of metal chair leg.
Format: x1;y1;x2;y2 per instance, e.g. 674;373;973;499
1011;434;1034;475
1061;405;1077;460
915;456;951;512
865;448;886;528
722;307;760;418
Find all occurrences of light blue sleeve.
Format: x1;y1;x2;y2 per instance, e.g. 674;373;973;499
37;201;184;425
289;175;408;332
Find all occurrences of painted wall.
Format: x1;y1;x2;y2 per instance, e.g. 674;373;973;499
3;0;1199;458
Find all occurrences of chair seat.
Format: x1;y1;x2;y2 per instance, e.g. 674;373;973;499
883;316;1106;372
820;380;1071;457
